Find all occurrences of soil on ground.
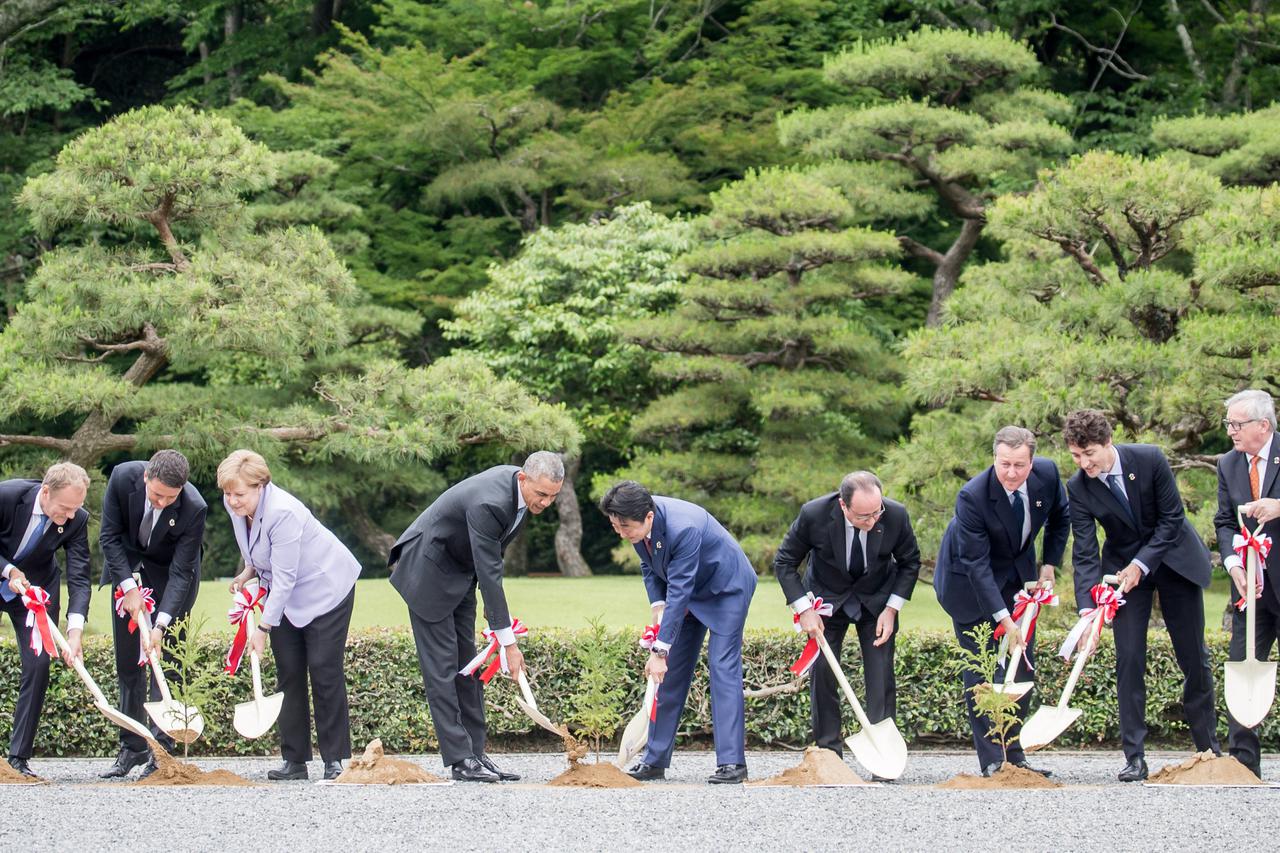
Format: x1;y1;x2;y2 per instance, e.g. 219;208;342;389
546;733;642;788
133;741;254;787
0;759;44;784
1147;751;1265;786
936;762;1062;789
747;746;869;787
335;739;447;784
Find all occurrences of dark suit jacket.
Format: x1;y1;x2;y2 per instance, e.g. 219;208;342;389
1069;443;1211;607
1215;438;1280;608
934;457;1070;624
773;494;920;616
99;460;206;618
388;465;526;628
0;479;91;617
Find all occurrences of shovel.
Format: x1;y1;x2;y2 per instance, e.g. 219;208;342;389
616;676;657;768
1021;574;1120;751
515;670;570;738
990;581;1046;699
1224;509;1278;728
136;606;204;744
232;603;284;739
817;634;908;780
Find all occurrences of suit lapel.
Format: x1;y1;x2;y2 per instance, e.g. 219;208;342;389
989;473;1022;550
1026;466;1047;536
863;520;884;572
1090;463;1135;530
247;485;268;553
128;479;147;545
1262;438;1280;499
830;504;848;572
650;508;669;579
1118;446;1143;528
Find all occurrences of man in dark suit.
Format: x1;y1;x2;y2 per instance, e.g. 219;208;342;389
934;425;1069;776
1214;390;1280;779
0;462;92;777
98;450;206;780
773;470;920;765
389;451;564;782
1064;408;1220;782
600;480;757;784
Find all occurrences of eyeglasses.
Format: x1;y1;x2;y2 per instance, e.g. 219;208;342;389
848;505;886;523
1224;418;1262;432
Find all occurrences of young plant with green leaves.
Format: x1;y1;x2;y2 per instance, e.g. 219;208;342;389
566;619;628;762
950;622;1023;767
161;614;223;761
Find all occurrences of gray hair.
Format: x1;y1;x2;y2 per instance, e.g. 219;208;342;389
145;449;191;489
522;451;566;482
839;471;883;505
43;461;90;493
1225;389;1277;431
993;425;1037;456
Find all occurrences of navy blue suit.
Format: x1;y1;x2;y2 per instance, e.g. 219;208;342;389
636;497;756;768
935;457;1069;769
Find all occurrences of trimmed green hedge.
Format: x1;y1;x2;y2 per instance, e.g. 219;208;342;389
1;628;1274;757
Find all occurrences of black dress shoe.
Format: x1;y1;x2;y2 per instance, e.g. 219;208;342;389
1012;760;1052;778
626;762;665;781
101;746;150;779
478;754;520;781
1118;757;1148;782
982;762;1002;777
138;759;159;780
323;760;343;781
267;760;309;781
707;763;748;784
7;756;34;778
451;756;499;782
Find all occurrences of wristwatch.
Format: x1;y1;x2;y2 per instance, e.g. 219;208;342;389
650;647;669;659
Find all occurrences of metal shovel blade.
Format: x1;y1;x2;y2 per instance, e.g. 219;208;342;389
144;699;205;745
1224;660;1278;729
847;718;908;781
1020;706;1082;752
616;677;657;768
233;691;284;739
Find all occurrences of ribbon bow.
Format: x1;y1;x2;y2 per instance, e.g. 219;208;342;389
994;586;1058;670
21;586;55;659
788;596;835;677
638;623;661;651
224;586;268;675
1232;527;1272;610
113;585;156;666
459;618;527;684
1059;583;1125;661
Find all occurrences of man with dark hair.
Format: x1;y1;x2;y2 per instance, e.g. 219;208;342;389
773;471;920;767
1064;409;1220;782
389;451;564;783
600;480;757;784
99;450;207;779
934;426;1069;776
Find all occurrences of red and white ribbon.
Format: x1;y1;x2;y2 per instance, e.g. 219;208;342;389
21;586;55;659
114;585;156;666
994;586;1058;670
460;618;527;684
224;586;268;675
1059;583;1125;660
638;623;660;650
1232;527;1271;610
788;596;835;677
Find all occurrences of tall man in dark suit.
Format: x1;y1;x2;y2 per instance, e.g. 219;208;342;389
1214;390;1280;779
389;451;564;783
601;481;758;784
773;471;920;763
98;450;207;779
934;426;1069;776
1064;409;1220;782
0;462;92;777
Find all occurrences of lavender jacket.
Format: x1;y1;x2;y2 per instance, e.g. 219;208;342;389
225;482;361;628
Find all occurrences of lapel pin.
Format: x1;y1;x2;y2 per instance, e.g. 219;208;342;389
168;518;176;527
1035;500;1043;508
57;526;63;534
655;541;663;550
1128;473;1136;481
1273;457;1278;465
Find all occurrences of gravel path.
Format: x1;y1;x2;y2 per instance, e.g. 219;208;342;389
2;749;1275;852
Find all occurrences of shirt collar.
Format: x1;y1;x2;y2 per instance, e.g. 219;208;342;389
1002;483;1029;500
1092;446;1123;480
515;483;527;513
1248;436;1274;465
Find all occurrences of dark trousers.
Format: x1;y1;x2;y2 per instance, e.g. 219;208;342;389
4;588;59;760
1111;567;1220;762
113;571;187;753
408;588;487;767
811;603;897;755
953;587;1034;771
271;586;354;763
1226;593;1280;772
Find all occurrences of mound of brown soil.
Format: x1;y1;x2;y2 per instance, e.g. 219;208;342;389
1147;751;1264;786
747;746;869;787
936;762;1061;790
133;742;254;787
547;760;643;788
0;760;43;784
335;739;447;785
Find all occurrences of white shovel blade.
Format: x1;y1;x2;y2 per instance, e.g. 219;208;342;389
847;718;908;780
1019;705;1082;751
233;691;284;739
616;680;656;768
515;695;568;737
95;700;156;744
145;700;205;744
990;681;1033;698
1224;660;1278;729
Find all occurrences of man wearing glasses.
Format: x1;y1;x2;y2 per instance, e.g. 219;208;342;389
773;471;920;772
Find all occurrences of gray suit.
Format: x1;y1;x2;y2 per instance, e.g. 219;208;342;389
388;465;528;766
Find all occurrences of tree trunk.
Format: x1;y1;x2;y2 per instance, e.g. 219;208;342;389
553;453;592;577
198;40;213;87
310;0;333;35
924;217;985;327
339;496;395;562
0;0;66;45
224;4;243;101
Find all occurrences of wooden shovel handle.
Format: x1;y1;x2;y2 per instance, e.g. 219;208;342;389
817;634;874;731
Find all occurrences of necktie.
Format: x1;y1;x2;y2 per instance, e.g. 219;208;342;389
2;514;49;602
644;538;653;557
848;529;864;579
1250;455;1262;501
1106;474;1136;525
1009;490;1026;545
138;505;156;549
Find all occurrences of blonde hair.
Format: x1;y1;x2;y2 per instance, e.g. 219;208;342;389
216;449;272;490
43;461;90;493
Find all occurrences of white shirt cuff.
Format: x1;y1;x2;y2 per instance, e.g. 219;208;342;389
1;564;12;579
993;608;1010;622
1225;556;1244;572
1133;559;1150;576
652;639;672;652
886;594;907;611
650;600;666;609
156;612;172;629
66;614;85;632
118;577;138;593
494;626;517;646
790;596;813;614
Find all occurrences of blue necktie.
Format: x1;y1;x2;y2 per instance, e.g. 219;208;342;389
1106;474;1136;526
2;514;49;602
1009;490;1025;546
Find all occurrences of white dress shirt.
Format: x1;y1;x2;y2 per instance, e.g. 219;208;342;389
790;518;907;615
114;500;173;628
